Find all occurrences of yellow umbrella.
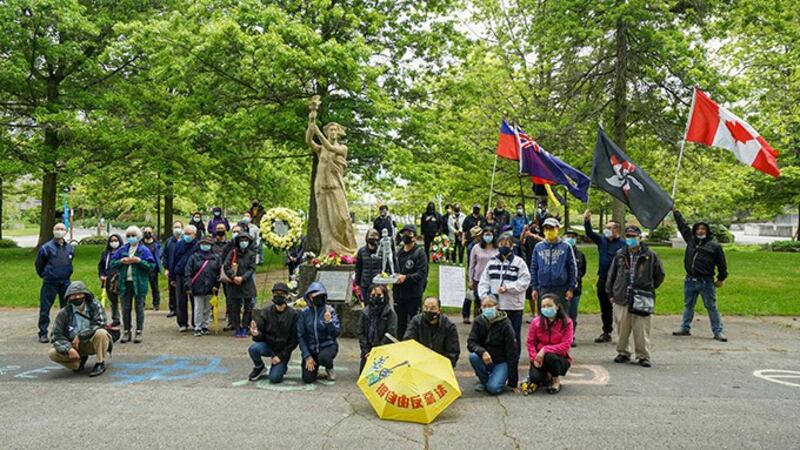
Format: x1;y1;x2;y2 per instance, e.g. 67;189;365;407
100;286;108;309
357;339;461;424
210;293;220;334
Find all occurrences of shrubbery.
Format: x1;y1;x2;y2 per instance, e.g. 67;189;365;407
710;224;734;243
648;225;675;242
0;238;19;248
79;235;109;245
770;240;800;252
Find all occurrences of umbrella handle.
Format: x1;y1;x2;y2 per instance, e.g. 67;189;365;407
384;333;399;343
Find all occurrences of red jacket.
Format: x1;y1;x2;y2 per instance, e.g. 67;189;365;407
527;316;574;363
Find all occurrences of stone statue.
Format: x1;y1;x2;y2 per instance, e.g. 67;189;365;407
306;95;358;256
378;228;395;275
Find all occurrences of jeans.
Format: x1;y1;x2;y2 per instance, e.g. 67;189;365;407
568;294;580;334
175;275;194;328
469;352;508;395
148;271;161;308
501;309;523;387
301;345;338;384
248;341;290;383
121;281;146;332
529;353;570;385
38;281;69;337
597;277;613;333
681;277;723;334
395;297;421;340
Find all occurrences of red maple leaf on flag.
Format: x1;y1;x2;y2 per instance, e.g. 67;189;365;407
724;120;754;144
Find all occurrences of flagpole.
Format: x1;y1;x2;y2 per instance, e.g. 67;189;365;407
671;86;698;199
488;152;498;213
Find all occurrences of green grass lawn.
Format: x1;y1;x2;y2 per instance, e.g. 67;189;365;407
424;246;800;316
0;245;285;308
2;226;39;237
2;245;799;315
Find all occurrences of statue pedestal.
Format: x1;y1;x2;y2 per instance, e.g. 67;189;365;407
298;263;361;337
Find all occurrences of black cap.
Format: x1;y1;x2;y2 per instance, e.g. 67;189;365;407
379;204;388;211
565;228;580;236
400;224;417;234
624;225;642;236
272;282;290;294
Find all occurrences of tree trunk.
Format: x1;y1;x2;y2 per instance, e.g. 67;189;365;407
563;187;570;230
611;14;629;226
795;203;799;241
164;183;174;240
156;192;162;240
37;170;58;248
305;153;321;254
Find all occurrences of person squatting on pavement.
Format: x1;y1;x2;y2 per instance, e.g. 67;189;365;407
403;297;461;367
468;295;518;395
358;284;398;372
248;282;299;384
297;282;341;383
521;293;573;395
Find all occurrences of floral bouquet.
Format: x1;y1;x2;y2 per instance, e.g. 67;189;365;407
431;234;452;264
311;251;356;268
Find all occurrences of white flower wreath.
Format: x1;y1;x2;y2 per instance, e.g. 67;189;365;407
259;207;303;250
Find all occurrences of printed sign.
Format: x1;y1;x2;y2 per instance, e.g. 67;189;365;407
438;265;466;308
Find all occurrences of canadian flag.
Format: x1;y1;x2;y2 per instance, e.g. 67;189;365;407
685;88;780;177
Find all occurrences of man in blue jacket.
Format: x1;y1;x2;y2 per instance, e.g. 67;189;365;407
297;282;340;383
583;209;626;343
161;221;183;318
530;218;577;314
35;223;75;343
170;224;199;331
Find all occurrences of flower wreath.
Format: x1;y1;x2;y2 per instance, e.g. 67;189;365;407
259;207;303;250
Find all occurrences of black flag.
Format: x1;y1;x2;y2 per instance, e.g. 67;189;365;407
591;127;673;229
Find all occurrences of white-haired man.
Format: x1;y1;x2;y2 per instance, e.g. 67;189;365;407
110;226;156;343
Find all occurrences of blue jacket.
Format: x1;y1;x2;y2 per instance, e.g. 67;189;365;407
162;236;178;276
510;214;530;238
297;282;340;359
584;220;626;279
35;239;74;283
530;239;577;292
171;238;199;280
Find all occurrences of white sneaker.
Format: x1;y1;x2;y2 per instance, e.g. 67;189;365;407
178;326;188;332
326;368;336;381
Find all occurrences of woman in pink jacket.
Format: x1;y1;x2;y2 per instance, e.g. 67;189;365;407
523;293;573;394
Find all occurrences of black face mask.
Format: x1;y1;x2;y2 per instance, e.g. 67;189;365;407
367;238;378;247
273;295;287;306
402;235;414;245
216;230;226;237
423;310;439;323
69;299;84;307
143;233;153;239
369;295;385;306
312;295;326;307
498;246;512;258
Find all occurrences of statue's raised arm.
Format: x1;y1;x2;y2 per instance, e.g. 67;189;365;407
306;95;322;155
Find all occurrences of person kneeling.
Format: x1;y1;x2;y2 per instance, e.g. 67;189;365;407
467;295;517;395
403;297;460;367
297;282;340;383
358;285;398;372
522;294;573;395
48;281;111;377
248;283;299;383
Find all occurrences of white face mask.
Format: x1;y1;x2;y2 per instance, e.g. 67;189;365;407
603;229;613;239
109;241;120;249
696;233;707;240
53;230;66;239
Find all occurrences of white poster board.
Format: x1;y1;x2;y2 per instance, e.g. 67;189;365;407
438;265;466;308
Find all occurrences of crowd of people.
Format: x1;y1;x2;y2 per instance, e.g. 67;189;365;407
36;199;729;398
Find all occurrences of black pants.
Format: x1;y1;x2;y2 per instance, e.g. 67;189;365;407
453;237;465;264
529;353;570;384
394;297;421;340
302;345;338;383
175;275;194;328
230;297;253;330
597;277;613;334
423;234;435;260
462;286;481;319
108;289;120;325
121;281;145;332
148;271;161;308
167;278;176;312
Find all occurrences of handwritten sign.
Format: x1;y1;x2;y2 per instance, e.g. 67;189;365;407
438;265;466;308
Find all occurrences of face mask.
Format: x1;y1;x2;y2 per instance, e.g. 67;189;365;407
497;208;504;212
483;234;494;244
182;235;194;243
423;310;439;323
239;240;250;249
472;208;480;215
367;238;378;247
216;230;226;237
127;236;139;245
143;232;153;239
625;237;639;247
53;230;66;239
541;307;557;318
402;235;414;245
454;208;460;214
565;237;576;246
516;209;523;215
193;217;201;222
544;229;558;241
370;295;385;306
498;246;512;257
482;307;497;320
214;211;221;216
232;232;239;239
173;227;182;237
696;233;706;240
109;241;120;249
380;211;388;217
603;229;613;239
200;244;212;252
252;202;259;207
69;298;84;307
312;295;326;307
242;217;251;224
273;295;287;306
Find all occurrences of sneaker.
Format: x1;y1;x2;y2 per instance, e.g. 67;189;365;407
89;362;106;377
201;328;210;336
462;319;471;325
133;331;143;343
595;333;612;343
153;305;160;311
178;326;188;332
520;379;538;396
614;354;630;364
120;331;131;343
713;333;728;342
672;329;691;336
238;328;249;338
166;310;176;318
249;366;266;382
638;358;652;368
194;330;203;337
326;368;336;381
73;356;89;372
473;383;486;392
38;335;50;344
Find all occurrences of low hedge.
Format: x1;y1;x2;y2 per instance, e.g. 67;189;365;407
0;238;19;248
770;240;800;252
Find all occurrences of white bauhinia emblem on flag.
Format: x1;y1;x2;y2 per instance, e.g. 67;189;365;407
605;155;644;196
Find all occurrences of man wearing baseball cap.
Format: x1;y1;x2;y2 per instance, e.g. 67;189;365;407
530;218;578;314
394;224;429;338
247;282;299;383
605;225;665;368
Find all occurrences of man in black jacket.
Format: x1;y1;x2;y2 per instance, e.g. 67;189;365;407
404;297;460;367
672;209;729;342
48;281;110;377
420;202;443;260
394;225;429;338
355;229;393;301
248;283;299;383
373;205;396;240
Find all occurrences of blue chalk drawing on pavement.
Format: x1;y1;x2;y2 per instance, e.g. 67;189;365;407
111;356;228;385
